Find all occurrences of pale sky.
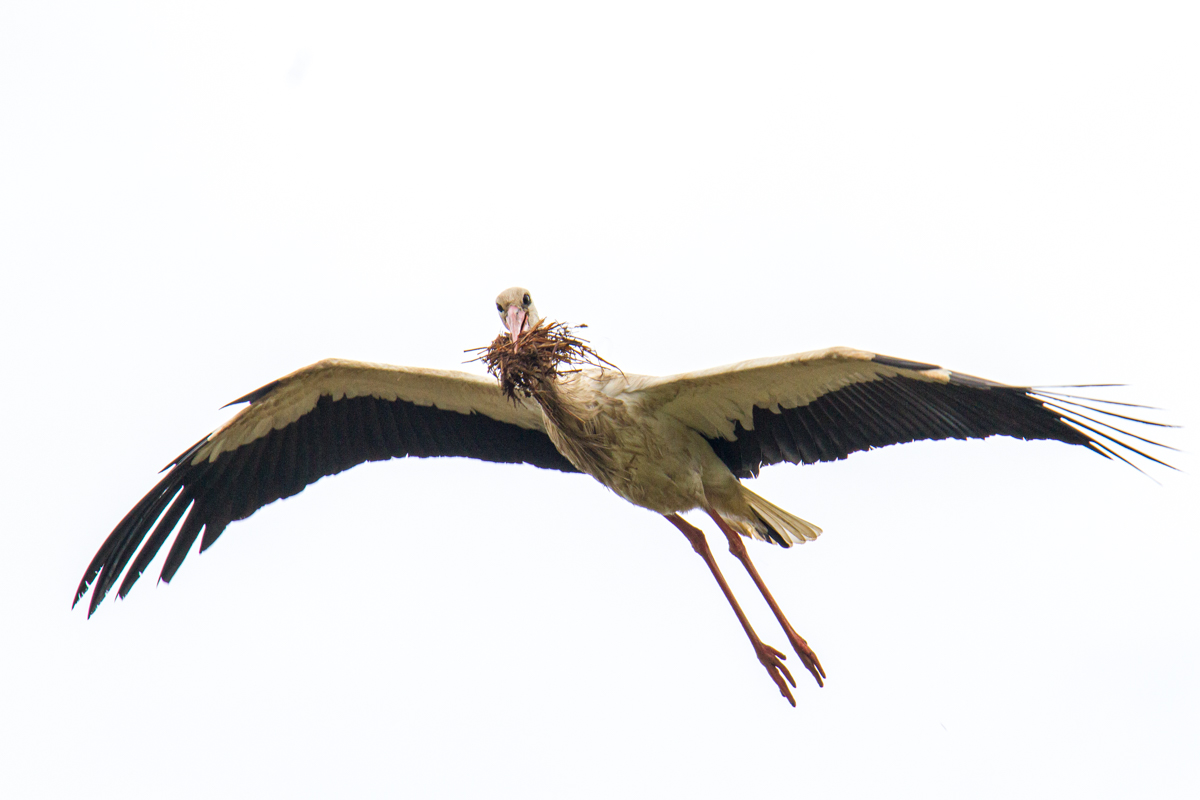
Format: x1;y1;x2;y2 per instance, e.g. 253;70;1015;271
1;3;1196;798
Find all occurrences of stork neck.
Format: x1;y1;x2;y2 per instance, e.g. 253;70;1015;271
527;373;614;477
528;374;580;428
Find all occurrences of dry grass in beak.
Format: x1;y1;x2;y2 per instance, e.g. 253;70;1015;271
468;321;619;401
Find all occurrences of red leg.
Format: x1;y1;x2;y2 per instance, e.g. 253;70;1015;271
664;513;797;706
705;508;826;687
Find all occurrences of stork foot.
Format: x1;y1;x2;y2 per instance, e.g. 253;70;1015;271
781;623;826;688
755;641;798;707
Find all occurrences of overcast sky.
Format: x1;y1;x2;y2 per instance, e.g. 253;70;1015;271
1;3;1196;798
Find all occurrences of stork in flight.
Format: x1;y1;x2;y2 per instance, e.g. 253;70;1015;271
75;287;1173;705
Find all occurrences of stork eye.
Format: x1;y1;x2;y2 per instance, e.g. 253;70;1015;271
522;293;531;306
496;303;504;313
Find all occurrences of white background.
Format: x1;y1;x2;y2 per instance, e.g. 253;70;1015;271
1;3;1196;798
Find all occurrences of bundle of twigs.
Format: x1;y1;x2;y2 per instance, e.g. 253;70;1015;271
468;321;618;401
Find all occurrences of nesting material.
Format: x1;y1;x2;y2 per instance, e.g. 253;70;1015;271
470;321;618;401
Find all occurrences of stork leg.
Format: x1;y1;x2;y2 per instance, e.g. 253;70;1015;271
704;508;826;688
664;513;797;706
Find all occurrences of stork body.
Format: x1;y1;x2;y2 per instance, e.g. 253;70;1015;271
75;287;1172;705
527;370;751;522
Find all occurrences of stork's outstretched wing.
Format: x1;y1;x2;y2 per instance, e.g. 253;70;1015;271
629;346;1174;479
75;358;577;615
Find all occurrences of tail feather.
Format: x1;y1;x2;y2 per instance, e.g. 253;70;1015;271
738;486;822;547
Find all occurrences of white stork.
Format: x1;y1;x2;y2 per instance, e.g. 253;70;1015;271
75;286;1173;706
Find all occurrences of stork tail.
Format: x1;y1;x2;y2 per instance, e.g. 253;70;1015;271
739;486;822;547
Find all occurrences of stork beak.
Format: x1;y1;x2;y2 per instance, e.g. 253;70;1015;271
505;305;528;344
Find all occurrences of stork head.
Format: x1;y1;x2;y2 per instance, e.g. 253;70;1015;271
495;287;540;344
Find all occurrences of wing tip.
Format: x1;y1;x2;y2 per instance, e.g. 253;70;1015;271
1030;388;1178;477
